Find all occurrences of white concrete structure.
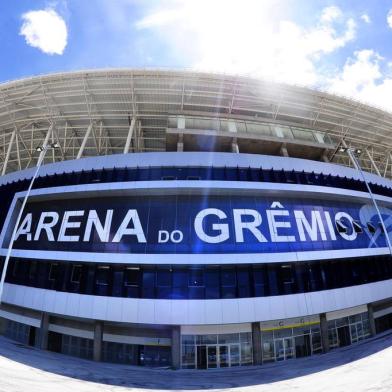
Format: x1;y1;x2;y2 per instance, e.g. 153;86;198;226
0;70;392;369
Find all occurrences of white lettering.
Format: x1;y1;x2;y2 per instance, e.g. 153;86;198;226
233;209;267;242
294;210;327;241
15;213;32;241
58;211;84;242
171;230;183;243
34;212;59;241
194;208;229;243
324;211;337;240
112;209;146;243
266;210;295;242
158;230;170;243
83;210;113;242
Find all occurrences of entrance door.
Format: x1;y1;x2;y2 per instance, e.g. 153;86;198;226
207;346;217;368
294;334;311;358
275;338;294;361
197;346;207;369
229;344;240;366
337;326;351;347
219;345;229;367
28;326;36;347
47;331;62;353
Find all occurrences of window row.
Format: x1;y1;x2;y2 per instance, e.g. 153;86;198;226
2;254;392;299
2;165;392;202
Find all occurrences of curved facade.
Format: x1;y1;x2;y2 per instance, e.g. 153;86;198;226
1;70;392;369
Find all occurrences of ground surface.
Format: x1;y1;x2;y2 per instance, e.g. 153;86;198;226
1;333;392;392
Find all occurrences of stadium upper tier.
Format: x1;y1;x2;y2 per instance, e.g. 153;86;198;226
0;69;390;176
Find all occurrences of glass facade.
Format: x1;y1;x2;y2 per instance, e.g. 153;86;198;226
170;116;334;145
4;255;392;300
5;320;31;345
261;324;322;363
181;332;253;369
327;312;371;349
62;335;94;360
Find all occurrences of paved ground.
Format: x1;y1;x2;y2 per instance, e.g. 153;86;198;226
1;332;392;392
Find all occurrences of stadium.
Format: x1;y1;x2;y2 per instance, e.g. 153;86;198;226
0;69;392;369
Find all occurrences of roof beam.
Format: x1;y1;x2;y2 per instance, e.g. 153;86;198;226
77;123;93;159
123;117;136;154
1;130;16;175
365;149;381;176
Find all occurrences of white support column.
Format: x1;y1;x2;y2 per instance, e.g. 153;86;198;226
77;123;93;160
39;125;53;167
383;154;390;178
15;130;21;171
321;149;330;163
280;143;289;157
366;149;381;177
231;137;239;153
123;117;136;154
177;116;185;129
177;134;184;152
2;129;16;175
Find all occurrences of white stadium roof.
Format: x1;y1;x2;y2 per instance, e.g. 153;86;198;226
0;69;391;177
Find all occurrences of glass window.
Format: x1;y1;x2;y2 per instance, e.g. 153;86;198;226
156;268;171;287
261;332;275;362
12;260;20;278
142;269;155;298
198;334;218;345
311;330;322;353
96;266;110;285
267;265;278;295
240;343;253;365
181;335;195;344
156;267;172;299
221;267;236;286
218;333;239;344
221;267;236;298
279;264;295;294
253;265;267;296
70;265;82;283
189;269;204;286
205;268;220;299
48;263;58;281
29;261;38;281
237;267;251;298
124;267;140;286
181;345;196;369
274;126;293;139
292;128;315;142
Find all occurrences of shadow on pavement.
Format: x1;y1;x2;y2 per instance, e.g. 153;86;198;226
0;331;392;390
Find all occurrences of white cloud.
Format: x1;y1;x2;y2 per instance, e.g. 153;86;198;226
320;5;343;23
360;14;371;24
135;1;356;86
20;8;67;55
328;49;392;110
388;9;392;28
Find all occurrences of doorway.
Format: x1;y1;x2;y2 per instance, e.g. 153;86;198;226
196;344;241;369
28;326;36;347
337;326;351;347
275;338;294;361
197;345;207;369
294;334;311;358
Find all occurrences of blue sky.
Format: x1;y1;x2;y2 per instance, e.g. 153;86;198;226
2;1;392;109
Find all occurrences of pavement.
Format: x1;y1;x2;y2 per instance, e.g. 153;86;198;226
1;332;392;392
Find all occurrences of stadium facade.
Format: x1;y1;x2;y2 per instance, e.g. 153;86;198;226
0;69;392;369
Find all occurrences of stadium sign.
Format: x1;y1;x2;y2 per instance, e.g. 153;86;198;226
9;195;389;254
